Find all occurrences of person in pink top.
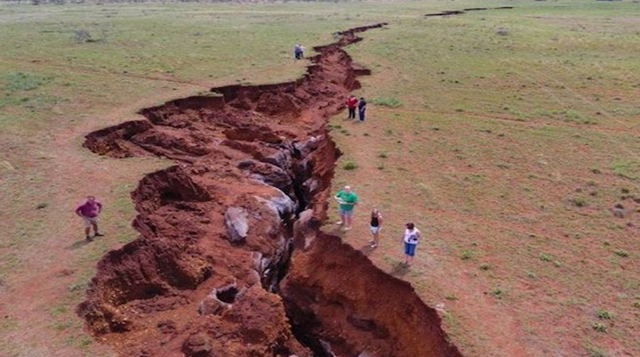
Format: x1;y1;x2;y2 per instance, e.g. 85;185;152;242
76;196;104;241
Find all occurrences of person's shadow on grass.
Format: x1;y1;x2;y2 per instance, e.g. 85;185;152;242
359;244;374;256
390;261;409;277
67;239;91;250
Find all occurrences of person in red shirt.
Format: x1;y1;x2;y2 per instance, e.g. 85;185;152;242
346;95;358;119
75;195;104;241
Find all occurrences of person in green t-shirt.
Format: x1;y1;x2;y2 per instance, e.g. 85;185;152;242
334;185;359;231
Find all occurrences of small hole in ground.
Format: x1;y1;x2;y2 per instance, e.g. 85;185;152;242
216;285;238;304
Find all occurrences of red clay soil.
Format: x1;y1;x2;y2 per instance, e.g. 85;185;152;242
78;24;461;357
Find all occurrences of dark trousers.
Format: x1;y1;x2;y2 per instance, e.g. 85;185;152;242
348;107;356;119
359;109;366;121
295;51;303;60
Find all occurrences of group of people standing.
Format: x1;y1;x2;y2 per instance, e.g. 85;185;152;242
335;186;421;266
346;95;367;122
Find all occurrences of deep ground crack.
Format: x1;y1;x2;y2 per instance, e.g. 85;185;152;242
78;23;461;357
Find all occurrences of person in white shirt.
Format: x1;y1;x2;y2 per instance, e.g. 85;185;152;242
403;222;421;265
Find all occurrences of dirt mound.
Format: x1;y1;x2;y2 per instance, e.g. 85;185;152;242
78;23;461;356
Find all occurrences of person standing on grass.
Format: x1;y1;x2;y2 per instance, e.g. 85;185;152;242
76;195;104;241
358;97;367;122
403;222;421;265
334;185;358;231
294;44;304;60
346;95;358;119
369;208;383;248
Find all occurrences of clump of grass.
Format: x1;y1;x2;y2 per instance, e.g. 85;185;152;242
585;345;608;357
539;253;553;262
68;282;86;292
632;301;640;308
343;161;358;170
371;97;402;107
571;197;587;207
526;271;537;278
49;305;68;317
461;250;473;260
445;293;458;301
376;165;385;170
491;288;504;299
4;72;52;92
479;263;491;270
378;152;389;158
553;261;563;268
592;322;607;332
340;129;350;136
611;161;640;180
596;310;612;320
613;249;629;257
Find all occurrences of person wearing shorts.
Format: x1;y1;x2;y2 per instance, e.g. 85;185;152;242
334;185;358;231
76;195;104;241
369;208;383;248
403;222;421;265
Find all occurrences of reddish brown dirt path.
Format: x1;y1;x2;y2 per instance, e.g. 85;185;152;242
78;24;462;357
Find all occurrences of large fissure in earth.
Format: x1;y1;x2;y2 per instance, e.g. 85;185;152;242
78;24;462;357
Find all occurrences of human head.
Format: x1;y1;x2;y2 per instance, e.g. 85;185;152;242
372;208;379;216
344;185;351;193
360;97;365;101
87;195;96;202
406;222;415;230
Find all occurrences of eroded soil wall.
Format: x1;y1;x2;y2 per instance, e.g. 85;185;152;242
79;24;461;357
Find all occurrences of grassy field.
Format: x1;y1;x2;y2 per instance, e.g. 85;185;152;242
0;1;638;356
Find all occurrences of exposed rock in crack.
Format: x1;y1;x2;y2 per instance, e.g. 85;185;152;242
78;23;462;357
424;6;514;17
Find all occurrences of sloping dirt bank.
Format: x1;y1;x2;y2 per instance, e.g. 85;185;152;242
78;24;462;357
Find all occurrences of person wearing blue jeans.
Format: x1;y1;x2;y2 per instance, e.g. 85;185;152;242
358;97;367;122
403;222;421;265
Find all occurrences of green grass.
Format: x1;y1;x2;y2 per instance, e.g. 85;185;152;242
611;161;640;181
342;161;358;170
371;97;402;107
3;1;640;357
3;72;52;92
329;1;640;355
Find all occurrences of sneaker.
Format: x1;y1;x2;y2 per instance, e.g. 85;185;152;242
370;243;377;249
343;226;352;231
335;221;344;225
85;235;93;242
94;232;105;237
